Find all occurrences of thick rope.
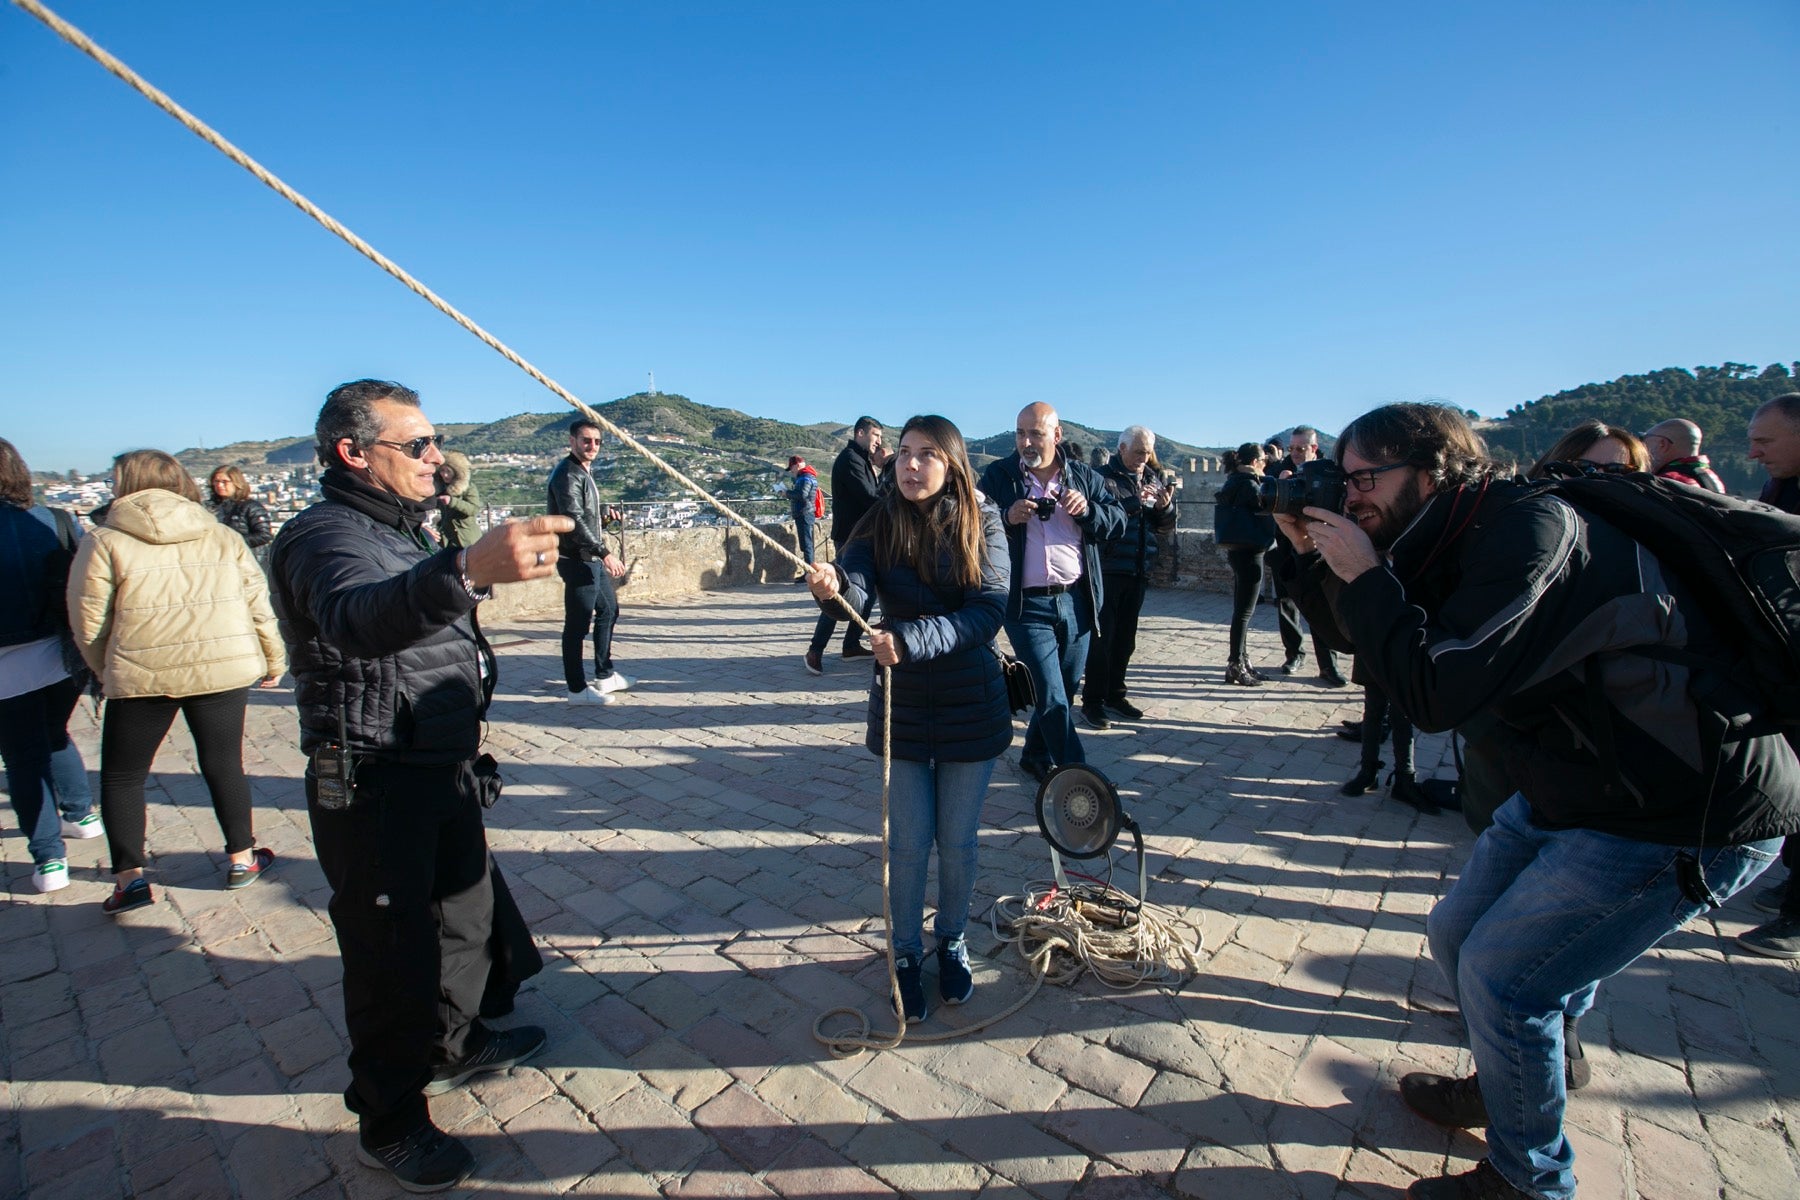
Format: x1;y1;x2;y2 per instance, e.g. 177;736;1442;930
10;0;964;1051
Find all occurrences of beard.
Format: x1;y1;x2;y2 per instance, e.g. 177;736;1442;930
1350;474;1427;550
1020;446;1048;470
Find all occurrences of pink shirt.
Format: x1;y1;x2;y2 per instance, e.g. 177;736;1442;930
1021;468;1084;589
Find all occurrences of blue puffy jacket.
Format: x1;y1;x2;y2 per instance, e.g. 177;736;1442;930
831;500;1013;763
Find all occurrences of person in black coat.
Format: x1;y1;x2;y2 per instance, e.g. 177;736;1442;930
804;417;886;672
270;379;567;1193
1212;444;1276;685
207;465;274;560
806;414;1011;1025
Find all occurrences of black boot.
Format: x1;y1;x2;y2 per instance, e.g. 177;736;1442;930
1225;660;1263;687
1564;1014;1591;1090
1389;770;1439;815
1341;760;1383;796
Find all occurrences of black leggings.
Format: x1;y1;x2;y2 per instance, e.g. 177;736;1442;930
101;688;255;874
1360;682;1415;774
1225;547;1264;663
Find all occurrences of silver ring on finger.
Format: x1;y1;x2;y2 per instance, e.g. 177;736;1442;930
535;551;547;567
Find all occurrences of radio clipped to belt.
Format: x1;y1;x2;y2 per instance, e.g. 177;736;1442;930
312;702;358;810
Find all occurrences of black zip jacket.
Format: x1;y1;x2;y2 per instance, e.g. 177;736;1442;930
269;467;495;764
547;454;610;562
1294;478;1800;846
830;439;882;545
1095;460;1178;576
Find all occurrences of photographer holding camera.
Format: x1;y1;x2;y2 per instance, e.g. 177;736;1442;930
271;380;572;1193
1278;403;1797;1200
980;403;1124;782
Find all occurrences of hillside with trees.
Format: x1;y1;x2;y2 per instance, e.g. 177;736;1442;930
1480;361;1796;492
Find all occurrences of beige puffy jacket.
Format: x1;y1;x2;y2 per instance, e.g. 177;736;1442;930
67;489;287;699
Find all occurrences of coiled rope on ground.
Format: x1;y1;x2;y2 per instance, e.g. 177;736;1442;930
15;0;1205;1057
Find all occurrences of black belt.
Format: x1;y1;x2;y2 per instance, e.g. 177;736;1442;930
1023;584;1072;596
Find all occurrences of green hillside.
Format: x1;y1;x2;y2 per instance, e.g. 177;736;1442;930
1481;361;1796;492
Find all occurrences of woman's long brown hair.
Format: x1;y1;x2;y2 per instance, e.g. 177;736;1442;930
112;449;202;503
856;414;987;590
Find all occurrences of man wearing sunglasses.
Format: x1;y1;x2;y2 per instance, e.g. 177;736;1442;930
270;379;572;1193
1277;403;1798;1200
547;418;632;706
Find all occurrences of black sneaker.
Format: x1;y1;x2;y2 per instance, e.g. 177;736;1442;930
424;1022;547;1096
1752;878;1789;914
1103;698;1144;721
1079;703;1111;730
802;649;823;676
1407;1159;1530;1199
1019;758;1051;785
938;937;974;1006
1389;772;1439;815
357;1124;475;1193
1400;1071;1488;1129
1736;915;1800;959
894;953;928;1024
842;643;875;660
1281;653;1305;675
1318;669;1349;688
101;878;155;916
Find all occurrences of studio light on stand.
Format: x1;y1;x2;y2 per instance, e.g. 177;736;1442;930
1034;764;1146;926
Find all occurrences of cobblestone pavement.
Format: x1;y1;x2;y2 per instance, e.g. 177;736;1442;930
3;585;1796;1200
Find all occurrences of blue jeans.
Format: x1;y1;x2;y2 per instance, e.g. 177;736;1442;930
793;514;815;568
0;675;91;865
1006;589;1092;771
1427;794;1779;1199
558;558;618;692
886;758;997;959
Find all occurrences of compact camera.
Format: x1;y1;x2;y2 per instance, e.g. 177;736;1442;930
1032;495;1059;521
1258;460;1349;518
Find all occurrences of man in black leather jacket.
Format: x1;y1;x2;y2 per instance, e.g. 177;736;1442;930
270;379;570;1193
547;418;632;705
804;416;885;673
1282;403;1798;1200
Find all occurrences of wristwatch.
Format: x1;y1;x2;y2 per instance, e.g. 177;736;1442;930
454;550;493;601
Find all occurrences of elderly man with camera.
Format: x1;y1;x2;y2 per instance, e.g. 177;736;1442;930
270;379;572;1193
1278;403;1797;1200
979;403;1124;782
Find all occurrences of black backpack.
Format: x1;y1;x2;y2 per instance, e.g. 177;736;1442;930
1537;468;1800;736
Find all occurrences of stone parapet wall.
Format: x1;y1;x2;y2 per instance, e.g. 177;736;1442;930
482;522;1236;619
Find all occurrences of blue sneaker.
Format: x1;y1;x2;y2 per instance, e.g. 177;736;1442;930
893;953;927;1024
938;937;974;1006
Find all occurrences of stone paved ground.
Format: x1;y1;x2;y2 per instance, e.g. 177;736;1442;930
3;585;1796;1200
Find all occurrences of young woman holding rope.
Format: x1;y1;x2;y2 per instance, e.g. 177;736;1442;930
806;415;1011;1024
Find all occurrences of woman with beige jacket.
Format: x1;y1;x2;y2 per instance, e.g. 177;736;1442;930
67;450;287;915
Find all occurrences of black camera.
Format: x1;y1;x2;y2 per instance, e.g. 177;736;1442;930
1257;460;1348;518
1032;495;1058;521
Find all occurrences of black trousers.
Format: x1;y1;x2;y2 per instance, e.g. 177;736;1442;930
308;758;493;1145
1269;543;1339;673
558;557;619;692
809;537;876;655
101;688;254;874
1360;683;1414;774
1083;572;1147;707
1225;547;1263;663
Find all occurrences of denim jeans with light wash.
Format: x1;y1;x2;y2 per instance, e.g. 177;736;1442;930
1005;589;1092;772
1427;794;1779;1200
886;758;997;959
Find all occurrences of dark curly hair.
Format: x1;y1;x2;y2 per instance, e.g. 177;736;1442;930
1335;403;1509;488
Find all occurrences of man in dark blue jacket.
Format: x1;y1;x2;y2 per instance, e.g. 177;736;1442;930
979;403;1125;782
272;379;570;1193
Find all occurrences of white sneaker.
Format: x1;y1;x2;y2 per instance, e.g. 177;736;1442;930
61;812;104;840
34;859;70;893
595;672;634;695
567;686;614;706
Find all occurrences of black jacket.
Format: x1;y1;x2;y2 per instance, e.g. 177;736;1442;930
1095;461;1178;576
269;468;495;764
1295;478;1800;846
546;455;611;562
831;500;1013;762
978;453;1127;622
211;497;273;549
830;439;882;545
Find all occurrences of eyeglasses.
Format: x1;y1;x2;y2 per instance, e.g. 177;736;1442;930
1574;459;1630;474
1345;461;1410;492
367;434;445;459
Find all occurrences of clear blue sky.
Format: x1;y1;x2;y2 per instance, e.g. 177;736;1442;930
5;1;1796;473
